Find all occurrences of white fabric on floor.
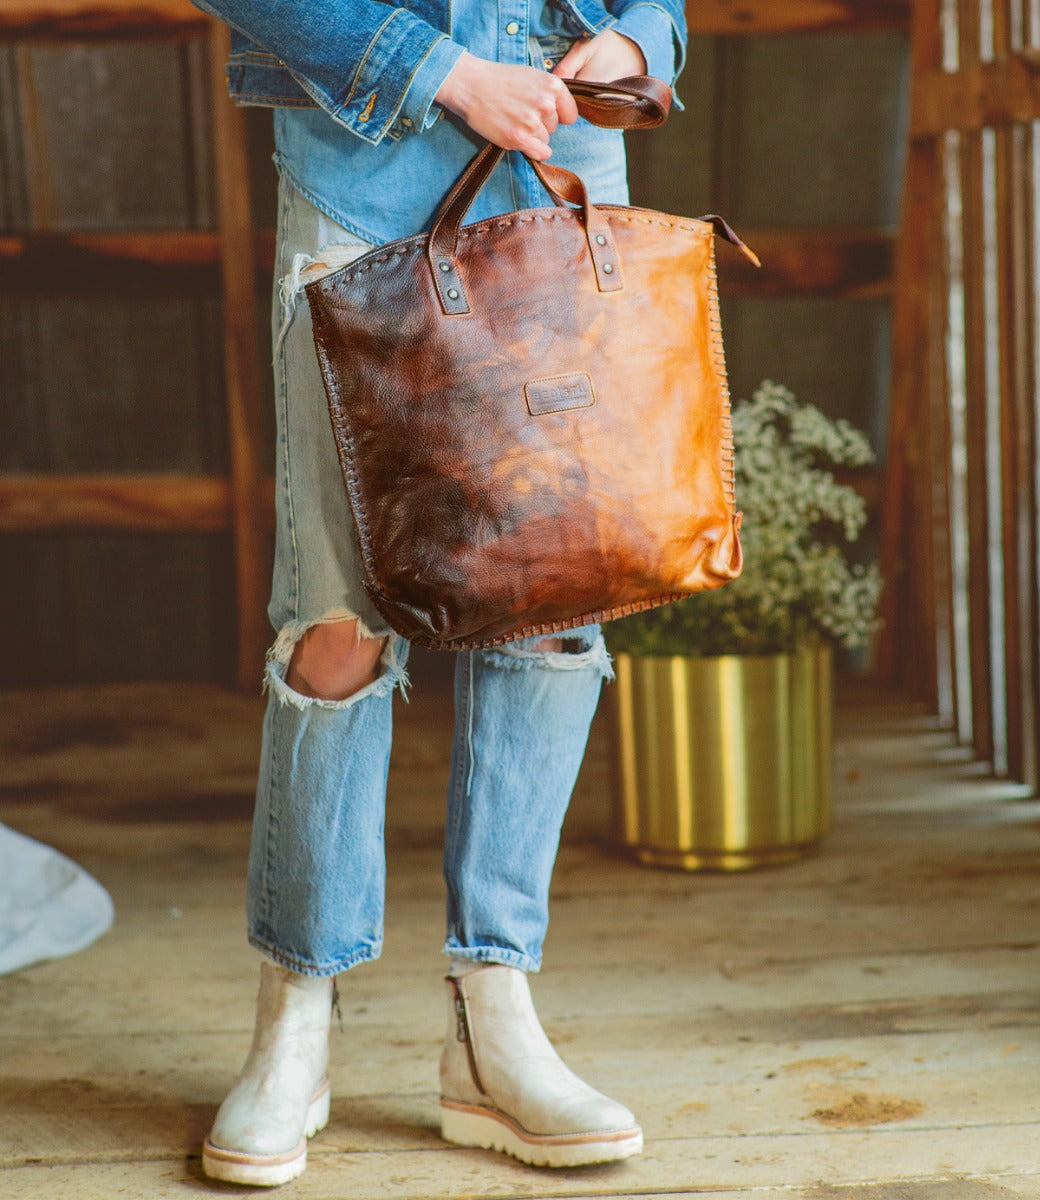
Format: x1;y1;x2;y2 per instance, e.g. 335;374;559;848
0;823;114;975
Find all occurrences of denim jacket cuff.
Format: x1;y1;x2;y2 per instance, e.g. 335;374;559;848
610;3;686;109
328;11;460;145
397;36;466;134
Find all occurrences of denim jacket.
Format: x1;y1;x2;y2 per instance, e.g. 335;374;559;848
190;0;686;148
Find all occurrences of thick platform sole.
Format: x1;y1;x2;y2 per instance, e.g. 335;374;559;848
201;1078;331;1187
440;1098;643;1168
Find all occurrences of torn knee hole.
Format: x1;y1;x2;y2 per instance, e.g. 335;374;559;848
289;627;386;701
529;635;594;654
265;615;407;708
482;629;613;677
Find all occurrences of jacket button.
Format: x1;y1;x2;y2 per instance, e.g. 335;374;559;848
505;20;520;34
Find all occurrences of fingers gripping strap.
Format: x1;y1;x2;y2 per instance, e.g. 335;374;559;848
426;75;669;311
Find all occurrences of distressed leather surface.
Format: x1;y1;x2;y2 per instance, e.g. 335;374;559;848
307;78;744;650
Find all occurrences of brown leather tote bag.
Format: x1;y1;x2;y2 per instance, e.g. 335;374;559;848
307;76;755;650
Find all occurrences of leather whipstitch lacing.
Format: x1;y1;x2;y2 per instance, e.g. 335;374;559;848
706;239;738;511
325;210;713;290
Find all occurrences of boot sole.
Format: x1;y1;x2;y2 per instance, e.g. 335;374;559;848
440;1099;643;1168
202;1078;331;1186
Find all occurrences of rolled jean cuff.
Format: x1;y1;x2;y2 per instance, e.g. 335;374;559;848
442;938;541;973
248;934;383;978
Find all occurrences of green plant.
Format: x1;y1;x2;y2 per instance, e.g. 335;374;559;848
606;381;882;657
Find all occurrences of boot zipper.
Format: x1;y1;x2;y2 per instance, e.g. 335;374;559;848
453;991;468;1043
448;976;488;1098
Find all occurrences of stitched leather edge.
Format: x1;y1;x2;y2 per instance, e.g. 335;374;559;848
304;205;713;296
364;586;694;651
705;235;738;512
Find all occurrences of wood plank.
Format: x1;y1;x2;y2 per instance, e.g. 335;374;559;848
0;473;230;529
208;20;268;691
991;0;1013;59
4;1123;1040;1199
0;473;276;530
1002;119;1039;788
959;0;983;65
686;0;911;34
718;229;894;297
0;0;205;39
911;55;1040;136
879;0;943;690
926;198;957;726
1027;123;1040;790
959;128;996;763
995;123;1027;781
0;230;275;283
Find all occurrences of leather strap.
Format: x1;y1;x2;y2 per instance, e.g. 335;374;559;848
697;213;762;268
428;75;670;313
529;159;623;292
563;74;671;129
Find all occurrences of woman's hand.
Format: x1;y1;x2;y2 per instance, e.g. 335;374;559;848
435;53;579;160
551;29;647;82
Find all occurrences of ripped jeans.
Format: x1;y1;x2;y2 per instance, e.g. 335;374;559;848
246;176;614;977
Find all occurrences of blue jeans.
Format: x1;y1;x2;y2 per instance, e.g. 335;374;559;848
246;178;616;977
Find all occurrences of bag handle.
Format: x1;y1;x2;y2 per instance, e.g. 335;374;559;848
555;74;672;129
427;75;671;315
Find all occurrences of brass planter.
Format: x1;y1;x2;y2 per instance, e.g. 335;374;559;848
612;645;832;870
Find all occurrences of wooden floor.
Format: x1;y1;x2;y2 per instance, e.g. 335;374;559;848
2;665;1040;1199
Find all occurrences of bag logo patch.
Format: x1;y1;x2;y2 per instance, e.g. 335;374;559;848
524;373;596;416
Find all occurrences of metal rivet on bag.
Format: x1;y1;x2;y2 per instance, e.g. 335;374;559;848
447;288;459;299
595;234;607;245
439;261;451;273
602;263;614;274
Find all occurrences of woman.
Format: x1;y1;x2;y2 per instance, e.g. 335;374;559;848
191;0;687;1186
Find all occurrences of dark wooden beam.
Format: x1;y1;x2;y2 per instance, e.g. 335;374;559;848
686;0;910;34
0;230;222;267
717;229;894;297
0;230;275;289
0;473;276;531
0;0;206;39
0;474;233;531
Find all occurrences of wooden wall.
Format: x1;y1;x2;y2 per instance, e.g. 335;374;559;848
0;3;909;686
883;0;1040;787
0;27;275;685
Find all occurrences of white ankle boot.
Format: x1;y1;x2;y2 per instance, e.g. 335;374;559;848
439;964;643;1167
202;961;333;1186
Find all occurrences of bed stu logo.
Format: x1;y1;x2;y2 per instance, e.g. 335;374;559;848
524;373;596;416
